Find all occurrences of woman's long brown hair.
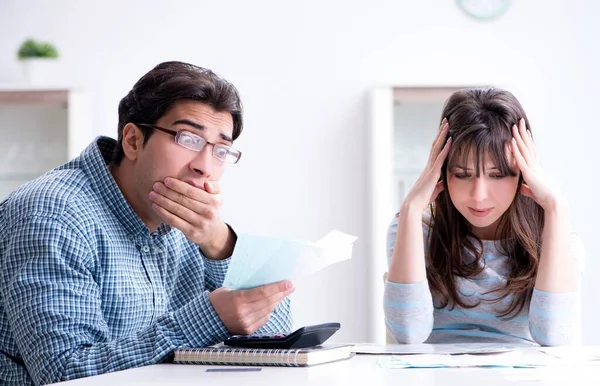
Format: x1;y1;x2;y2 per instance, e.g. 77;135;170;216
427;88;544;318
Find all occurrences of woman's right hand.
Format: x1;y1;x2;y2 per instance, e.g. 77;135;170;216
403;118;452;211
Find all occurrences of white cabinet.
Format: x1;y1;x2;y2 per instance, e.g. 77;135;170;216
367;86;477;343
0;86;92;200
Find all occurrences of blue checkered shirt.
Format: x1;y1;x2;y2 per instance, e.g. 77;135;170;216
0;137;293;385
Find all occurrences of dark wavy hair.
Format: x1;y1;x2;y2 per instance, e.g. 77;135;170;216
426;87;544;318
112;61;243;165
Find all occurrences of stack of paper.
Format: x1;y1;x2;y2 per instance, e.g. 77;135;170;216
354;342;532;355
377;348;559;369
535;346;600;366
223;230;358;289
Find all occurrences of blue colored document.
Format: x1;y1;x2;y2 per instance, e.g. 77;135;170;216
223;230;357;289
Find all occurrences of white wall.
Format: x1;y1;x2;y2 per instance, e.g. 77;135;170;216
1;0;598;344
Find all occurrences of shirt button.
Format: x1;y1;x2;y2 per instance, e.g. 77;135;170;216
141;245;150;253
128;234;134;240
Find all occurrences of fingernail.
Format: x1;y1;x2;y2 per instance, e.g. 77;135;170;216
285;281;293;290
206;182;214;190
164;178;172;187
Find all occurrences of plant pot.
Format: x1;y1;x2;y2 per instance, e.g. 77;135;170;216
20;58;62;85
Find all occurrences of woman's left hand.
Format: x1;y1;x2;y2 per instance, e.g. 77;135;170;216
511;118;563;211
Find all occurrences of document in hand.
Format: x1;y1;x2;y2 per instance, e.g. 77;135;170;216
223;230;357;289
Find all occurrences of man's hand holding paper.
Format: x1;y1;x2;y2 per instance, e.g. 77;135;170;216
209;280;295;335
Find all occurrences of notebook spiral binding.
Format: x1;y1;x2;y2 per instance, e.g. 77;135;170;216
177;347;304;367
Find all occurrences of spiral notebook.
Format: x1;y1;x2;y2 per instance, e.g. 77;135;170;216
173;344;354;367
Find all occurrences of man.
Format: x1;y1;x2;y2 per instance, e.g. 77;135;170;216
0;61;294;385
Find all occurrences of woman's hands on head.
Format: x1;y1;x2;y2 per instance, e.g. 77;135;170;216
511;118;564;211
402;118;452;212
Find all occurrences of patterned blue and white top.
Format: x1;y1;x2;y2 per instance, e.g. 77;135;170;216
0;137;292;385
384;213;584;346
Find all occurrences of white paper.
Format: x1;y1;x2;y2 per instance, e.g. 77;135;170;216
377;349;558;369
535;346;600;365
354;342;533;355
223;230;357;289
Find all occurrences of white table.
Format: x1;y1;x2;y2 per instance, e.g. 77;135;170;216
54;348;600;386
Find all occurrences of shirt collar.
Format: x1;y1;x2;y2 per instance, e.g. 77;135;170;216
79;136;172;238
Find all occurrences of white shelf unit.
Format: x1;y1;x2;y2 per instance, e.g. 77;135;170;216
367;86;481;344
0;86;91;200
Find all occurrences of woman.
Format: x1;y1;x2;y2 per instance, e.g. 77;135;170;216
384;88;584;346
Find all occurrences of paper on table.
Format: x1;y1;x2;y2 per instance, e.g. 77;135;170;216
354;342;534;355
534;346;600;365
223;230;358;289
376;348;558;369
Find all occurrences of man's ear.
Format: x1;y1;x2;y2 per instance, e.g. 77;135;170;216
121;123;145;161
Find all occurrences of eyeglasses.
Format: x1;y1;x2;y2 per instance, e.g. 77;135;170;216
136;123;242;164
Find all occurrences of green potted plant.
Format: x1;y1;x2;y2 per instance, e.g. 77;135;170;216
17;38;60;84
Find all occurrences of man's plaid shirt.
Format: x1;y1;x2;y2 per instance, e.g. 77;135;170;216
0;137;292;385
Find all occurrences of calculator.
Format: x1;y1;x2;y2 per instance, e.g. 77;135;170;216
223;322;341;349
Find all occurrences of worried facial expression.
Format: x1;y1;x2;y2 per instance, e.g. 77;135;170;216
123;100;234;228
446;148;520;240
